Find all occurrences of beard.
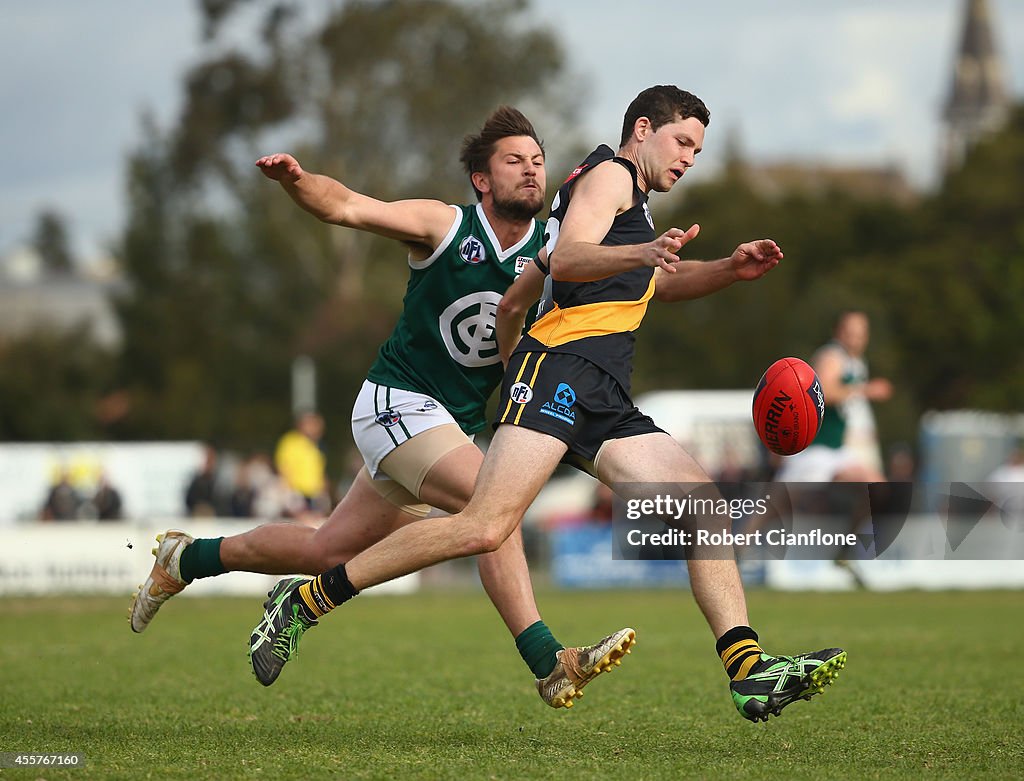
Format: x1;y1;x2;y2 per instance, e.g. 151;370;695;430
491;187;544;222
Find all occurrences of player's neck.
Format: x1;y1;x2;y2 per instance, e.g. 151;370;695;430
616;147;650;193
480;203;533;251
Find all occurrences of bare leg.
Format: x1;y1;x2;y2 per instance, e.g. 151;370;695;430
219;468;420;574
409;443;545;637
596;432;749;638
213;434;546;637
345;425;567;591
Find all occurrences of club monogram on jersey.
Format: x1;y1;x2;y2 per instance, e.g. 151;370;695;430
367;203;544;435
439;291;501;368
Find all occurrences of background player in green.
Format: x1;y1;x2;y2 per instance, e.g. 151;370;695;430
130;106;634;708
776;309;893;483
252;86;847;722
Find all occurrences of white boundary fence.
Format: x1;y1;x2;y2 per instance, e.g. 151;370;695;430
0;519;418;596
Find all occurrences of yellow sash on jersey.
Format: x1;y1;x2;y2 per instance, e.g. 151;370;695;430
528;275;656;347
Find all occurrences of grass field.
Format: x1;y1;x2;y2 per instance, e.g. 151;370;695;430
2;588;1022;780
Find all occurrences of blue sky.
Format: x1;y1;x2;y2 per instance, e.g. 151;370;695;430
2;0;1022;261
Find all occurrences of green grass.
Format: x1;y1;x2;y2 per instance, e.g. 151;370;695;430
1;588;1022;780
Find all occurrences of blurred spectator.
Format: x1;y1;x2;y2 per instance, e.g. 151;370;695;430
40;468;80;521
714;445;771;506
274;410;330;519
885;441;917;483
229;452;295;519
86;472;124;521
228;455;259;518
185;444;223;517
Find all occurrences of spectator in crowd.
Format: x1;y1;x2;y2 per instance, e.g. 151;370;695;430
228;455;259;519
274;410;330;520
89;472;124;521
40;467;80;521
185;444;223;518
229;452;292;520
241;452;299;521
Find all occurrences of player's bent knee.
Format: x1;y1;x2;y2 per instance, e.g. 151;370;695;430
455;516;514;556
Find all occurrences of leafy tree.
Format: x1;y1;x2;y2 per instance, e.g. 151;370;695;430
0;330;116;440
32;209;76;274
880;104;1024;413
111;0;580;468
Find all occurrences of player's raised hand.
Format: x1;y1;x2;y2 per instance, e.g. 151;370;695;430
255;153;304;183
643;224;700;273
729;238;783;281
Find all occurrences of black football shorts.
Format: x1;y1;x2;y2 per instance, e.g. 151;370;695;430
496;350;664;470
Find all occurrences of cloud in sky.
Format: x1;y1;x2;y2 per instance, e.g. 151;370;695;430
2;1;1022;259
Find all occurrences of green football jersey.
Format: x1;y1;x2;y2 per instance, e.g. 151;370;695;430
814;341;869;449
367;203;543;434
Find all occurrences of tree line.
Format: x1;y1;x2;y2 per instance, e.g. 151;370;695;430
2;0;1021;477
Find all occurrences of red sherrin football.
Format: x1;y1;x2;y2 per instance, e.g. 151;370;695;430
752;357;824;456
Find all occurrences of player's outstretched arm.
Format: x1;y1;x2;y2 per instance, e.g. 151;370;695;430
496;254;547;366
255;153;455;249
653;238;783;302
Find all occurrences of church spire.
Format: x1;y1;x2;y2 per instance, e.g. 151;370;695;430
942;0;1010;171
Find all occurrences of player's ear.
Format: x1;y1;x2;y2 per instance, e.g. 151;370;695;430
633;117;652;142
471;170;491;195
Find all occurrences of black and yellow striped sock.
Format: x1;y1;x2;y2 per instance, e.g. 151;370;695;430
716;626;766;681
296;563;359;619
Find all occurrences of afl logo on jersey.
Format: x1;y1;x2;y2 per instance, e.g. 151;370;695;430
459;235;486;265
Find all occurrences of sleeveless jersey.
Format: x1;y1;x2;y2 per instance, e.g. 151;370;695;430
814;340;869;449
367;203;543;434
515;145;657;393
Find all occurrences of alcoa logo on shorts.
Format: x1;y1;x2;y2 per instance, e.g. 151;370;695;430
540;382;576;426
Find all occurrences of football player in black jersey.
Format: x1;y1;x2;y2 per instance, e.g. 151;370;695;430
253;86;846;721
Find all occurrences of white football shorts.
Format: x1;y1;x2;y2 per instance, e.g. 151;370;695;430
351;380;471;481
774;444;861;483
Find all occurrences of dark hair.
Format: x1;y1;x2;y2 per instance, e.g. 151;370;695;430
619;85;710;147
460;106;544;200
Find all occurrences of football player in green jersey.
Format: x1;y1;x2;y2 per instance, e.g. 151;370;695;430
131;106;634;708
257;86;846;722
